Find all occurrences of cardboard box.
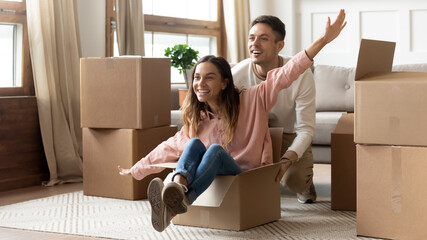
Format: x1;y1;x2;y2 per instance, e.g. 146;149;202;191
331;113;356;211
354;39;427;146
83;125;177;200
357;145;427;240
169;128;283;230
80;57;171;129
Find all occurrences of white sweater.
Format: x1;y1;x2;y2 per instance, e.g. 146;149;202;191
232;56;315;158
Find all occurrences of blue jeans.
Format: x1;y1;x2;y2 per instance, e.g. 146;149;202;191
171;138;243;204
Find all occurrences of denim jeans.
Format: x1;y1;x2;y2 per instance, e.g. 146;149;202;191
171;138;243;204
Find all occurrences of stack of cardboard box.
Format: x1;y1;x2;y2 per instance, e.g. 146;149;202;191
80;57;177;200
355;39;427;239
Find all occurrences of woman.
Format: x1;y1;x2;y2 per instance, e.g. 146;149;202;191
118;9;347;232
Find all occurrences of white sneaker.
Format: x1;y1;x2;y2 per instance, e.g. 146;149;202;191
297;183;317;204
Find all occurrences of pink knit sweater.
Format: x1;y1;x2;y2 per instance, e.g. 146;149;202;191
130;51;313;180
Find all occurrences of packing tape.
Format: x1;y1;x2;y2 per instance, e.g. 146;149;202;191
106;58;114;69
391;147;402;213
200;210;210;226
390;116;400;144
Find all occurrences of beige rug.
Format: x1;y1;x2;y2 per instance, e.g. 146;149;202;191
0;191;377;240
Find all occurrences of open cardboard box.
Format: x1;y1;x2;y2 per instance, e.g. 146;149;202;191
331;113;356;211
354;39;427;146
153;128;283;230
80;57;171;129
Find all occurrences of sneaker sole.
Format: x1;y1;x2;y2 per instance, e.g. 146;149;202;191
148;178;166;232
297;198;315;204
163;183;187;215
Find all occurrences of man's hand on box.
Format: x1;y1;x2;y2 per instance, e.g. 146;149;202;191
275;160;292;182
118;165;131;176
275;151;297;182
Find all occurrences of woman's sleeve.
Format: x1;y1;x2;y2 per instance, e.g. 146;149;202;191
259;51;313;111
130;129;187;180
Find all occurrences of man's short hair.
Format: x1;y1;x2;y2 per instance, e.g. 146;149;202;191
250;15;286;42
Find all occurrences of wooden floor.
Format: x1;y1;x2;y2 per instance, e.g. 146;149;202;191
0;164;331;239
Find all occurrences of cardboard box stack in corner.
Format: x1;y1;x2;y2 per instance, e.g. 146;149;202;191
80;56;177;200
355;39;427;240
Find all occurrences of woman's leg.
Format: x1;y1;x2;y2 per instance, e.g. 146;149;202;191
172;138;206;185
163;138;205;214
186;144;242;204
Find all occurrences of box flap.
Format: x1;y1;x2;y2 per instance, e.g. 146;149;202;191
332;113;354;134
191;175;236;207
270;127;283;163
150;162;177;169
355;39;396;81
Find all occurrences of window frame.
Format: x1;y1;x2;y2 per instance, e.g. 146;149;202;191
0;0;33;96
105;0;226;60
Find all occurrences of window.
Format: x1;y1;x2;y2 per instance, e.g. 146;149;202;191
106;0;226;84
0;0;33;96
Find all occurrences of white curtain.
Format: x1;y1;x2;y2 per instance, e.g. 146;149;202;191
26;0;83;186
223;0;251;63
115;0;145;56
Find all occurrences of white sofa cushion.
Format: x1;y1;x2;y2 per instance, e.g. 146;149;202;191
312;112;345;145
171;110;183;130
392;63;427;72
314;65;355;112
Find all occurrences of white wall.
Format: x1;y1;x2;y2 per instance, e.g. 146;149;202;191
249;0;296;56
248;0;427;67
295;0;427;66
77;0;106;58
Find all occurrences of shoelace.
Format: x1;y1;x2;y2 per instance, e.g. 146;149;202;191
176;182;188;193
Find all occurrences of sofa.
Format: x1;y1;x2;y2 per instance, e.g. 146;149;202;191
170;63;427;164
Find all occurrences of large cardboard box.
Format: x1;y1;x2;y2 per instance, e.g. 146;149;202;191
331;113;356;211
83;125;177;200
357;145;427;240
354;39;427;146
169;128;283;230
80;57;171;129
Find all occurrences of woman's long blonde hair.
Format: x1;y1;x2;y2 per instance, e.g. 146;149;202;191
181;55;240;148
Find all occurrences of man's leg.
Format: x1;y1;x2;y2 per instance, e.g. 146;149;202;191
280;133;317;203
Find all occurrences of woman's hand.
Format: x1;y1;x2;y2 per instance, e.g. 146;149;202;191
323;9;347;44
305;9;347;60
118;165;131;176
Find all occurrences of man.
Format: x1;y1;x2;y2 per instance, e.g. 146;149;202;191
232;15;316;203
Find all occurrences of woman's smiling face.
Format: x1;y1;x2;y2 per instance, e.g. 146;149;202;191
192;62;227;112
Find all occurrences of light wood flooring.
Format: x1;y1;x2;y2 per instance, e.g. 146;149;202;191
0;164;331;239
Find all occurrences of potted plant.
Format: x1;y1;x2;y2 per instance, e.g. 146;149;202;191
164;44;199;89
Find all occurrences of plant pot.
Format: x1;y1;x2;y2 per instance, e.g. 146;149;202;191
183;68;193;89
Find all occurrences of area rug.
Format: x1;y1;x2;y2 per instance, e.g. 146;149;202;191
0;191;376;240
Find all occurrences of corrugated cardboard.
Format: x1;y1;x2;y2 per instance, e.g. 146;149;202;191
83;125;177;200
331;113;356;211
80;57;171;129
163;128;283;230
357;145;427;240
354;39;427;146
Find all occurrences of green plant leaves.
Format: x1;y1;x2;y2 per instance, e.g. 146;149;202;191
164;44;199;74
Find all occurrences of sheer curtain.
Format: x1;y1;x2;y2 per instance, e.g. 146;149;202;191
26;0;83;186
115;0;145;56
223;0;251;63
